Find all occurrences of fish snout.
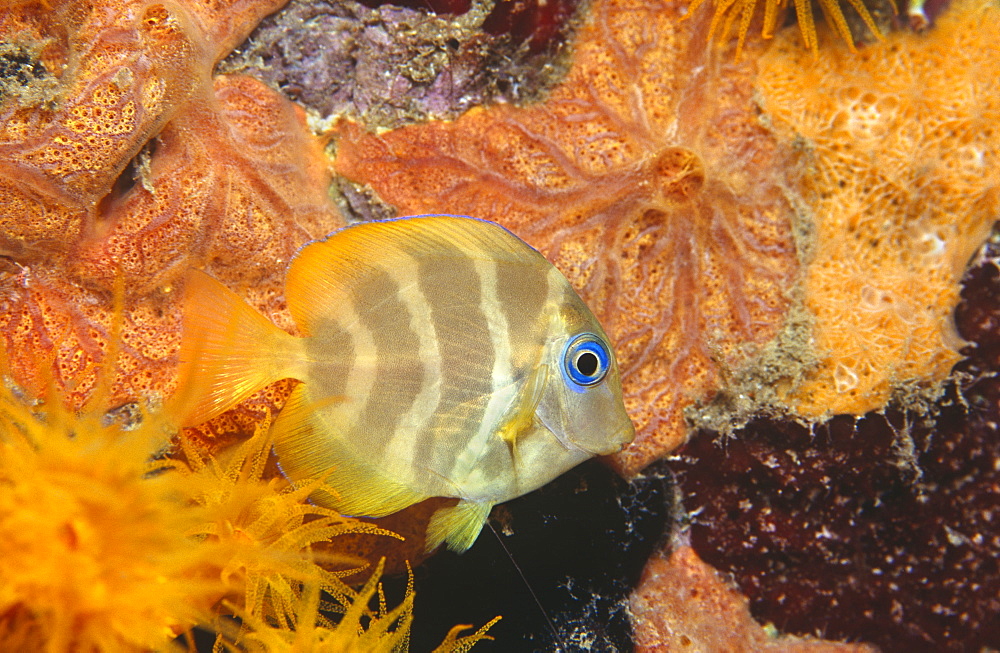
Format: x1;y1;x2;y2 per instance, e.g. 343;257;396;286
604;421;636;453
616;421;637;447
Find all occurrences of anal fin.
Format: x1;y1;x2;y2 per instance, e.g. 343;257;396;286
426;500;494;553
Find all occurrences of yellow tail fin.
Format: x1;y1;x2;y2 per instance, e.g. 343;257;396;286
174;269;303;427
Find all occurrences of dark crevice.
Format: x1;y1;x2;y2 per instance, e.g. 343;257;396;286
96;138;158;219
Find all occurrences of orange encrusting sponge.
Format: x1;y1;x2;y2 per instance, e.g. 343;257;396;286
757;0;1000;417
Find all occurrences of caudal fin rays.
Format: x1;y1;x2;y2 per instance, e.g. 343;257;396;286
175;269;304;427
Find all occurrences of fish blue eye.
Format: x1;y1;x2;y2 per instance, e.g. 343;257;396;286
563;333;611;387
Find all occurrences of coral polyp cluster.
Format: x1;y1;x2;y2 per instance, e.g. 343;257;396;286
688;0;884;56
0;368;321;649
0;378;214;650
0;354;498;651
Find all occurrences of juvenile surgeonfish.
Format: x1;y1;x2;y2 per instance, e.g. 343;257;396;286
178;215;634;552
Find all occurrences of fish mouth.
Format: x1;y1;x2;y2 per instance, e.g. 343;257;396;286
595;423;636;455
537;412;635;456
561;422;636;456
616;422;637;446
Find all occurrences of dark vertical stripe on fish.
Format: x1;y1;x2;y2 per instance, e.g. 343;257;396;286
415;247;495;477
350;265;424;464
494;257;550;369
303;318;356;402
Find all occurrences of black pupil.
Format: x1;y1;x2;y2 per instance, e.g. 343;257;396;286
576;351;600;377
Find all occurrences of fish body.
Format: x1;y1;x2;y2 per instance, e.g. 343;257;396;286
179;215;634;552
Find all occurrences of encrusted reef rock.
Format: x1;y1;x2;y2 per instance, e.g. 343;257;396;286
630;545;878;652
655;231;1000;651
0;0;343;418
222;0;582;130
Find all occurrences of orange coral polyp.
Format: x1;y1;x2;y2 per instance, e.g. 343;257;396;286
0;377;219;650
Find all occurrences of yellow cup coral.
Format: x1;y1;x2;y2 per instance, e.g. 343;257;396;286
0;346;498;651
0;375;219;650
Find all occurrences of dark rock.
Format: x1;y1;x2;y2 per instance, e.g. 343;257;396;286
668;227;1000;652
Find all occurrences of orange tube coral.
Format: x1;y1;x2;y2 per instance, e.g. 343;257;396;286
0;0;343;418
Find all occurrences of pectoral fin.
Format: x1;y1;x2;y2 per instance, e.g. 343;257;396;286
426;500;494;553
496;364;549;449
492;364;549;487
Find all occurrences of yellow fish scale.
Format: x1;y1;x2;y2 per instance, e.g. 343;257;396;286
177;216;634;552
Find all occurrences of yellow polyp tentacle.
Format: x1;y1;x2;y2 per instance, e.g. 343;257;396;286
735;0;757;58
842;0;886;40
717;0;749;48
793;0;819;54
721;0;743;44
761;0;786;39
817;0;859;51
687;0;711;20
694;0;883;54
707;0;744;44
